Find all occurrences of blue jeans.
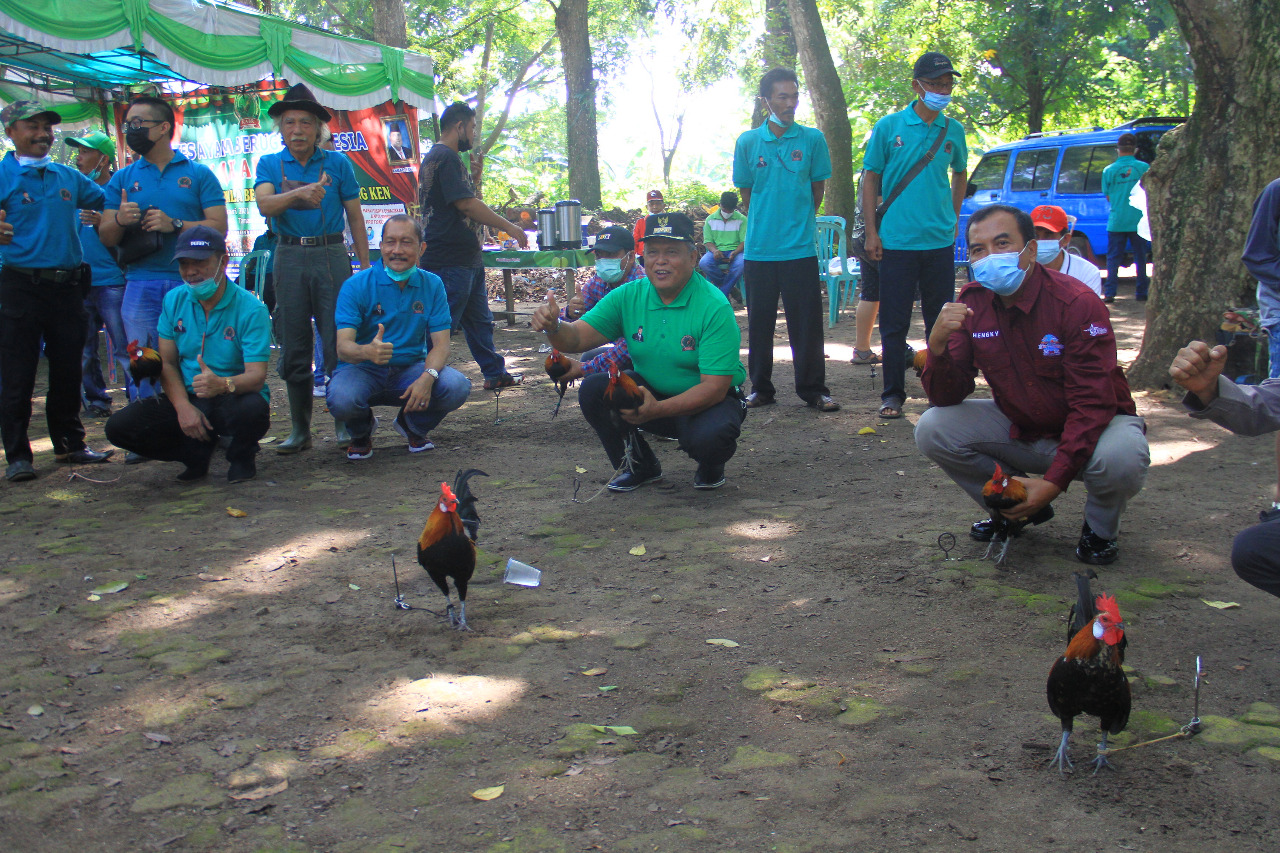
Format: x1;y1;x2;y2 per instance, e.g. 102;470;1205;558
698;250;745;295
427;264;507;381
82;285;135;408
1105;232;1149;298
1258;283;1280;379
122;278;183;398
313;323;327;385
327;361;471;441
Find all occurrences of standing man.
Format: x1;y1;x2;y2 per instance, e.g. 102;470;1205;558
0;101;114;482
733;68;838;413
99;95;227;399
698;191;747;304
634;189;666;260
914;205;1149;565
105;227;272;483
862;51;969;419
1030;205;1103;297
67;130;136;414
254;83;369;454
418;101;528;391
1100;132;1150;303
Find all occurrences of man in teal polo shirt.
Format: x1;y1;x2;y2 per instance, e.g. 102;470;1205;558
1100;132;1150;302
255;83;370;454
99;95;227;401
733;68;838;413
532;212;748;492
862;51;969;419
328;215;471;461
0;100;113;483
105;227;272;483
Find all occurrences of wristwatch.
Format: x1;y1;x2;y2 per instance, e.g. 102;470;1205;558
172;218;184;232
225;377;236;395
425;368;439;380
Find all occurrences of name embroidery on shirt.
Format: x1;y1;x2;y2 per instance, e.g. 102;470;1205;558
223;326;237;341
681;335;696;352
972;330;1000;339
1038;334;1063;357
1084;323;1110;337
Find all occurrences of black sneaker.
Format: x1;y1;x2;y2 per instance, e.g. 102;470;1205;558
227;457;257;483
694;462;725;490
176;463;209;482
1076;521;1119;565
607;465;663;492
970;505;1055;541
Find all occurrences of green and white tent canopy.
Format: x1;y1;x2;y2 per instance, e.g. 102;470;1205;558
0;0;434;115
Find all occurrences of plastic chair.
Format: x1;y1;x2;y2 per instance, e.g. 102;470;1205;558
239;249;275;344
815;216;859;327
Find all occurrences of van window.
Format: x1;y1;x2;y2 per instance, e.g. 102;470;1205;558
1010;148;1057;191
1057;145;1117;194
968;152;1009;191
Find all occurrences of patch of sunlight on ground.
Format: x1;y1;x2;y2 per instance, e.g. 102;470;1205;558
367;673;527;727
725;519;798;540
1149;436;1219;467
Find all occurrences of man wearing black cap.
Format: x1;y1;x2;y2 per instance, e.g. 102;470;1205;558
254;83;369;454
532;212;748;491
0;100;113;483
106;226;272;483
552;225;644;385
862;51;969;420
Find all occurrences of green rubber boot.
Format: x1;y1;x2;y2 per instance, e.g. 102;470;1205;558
276;381;314;454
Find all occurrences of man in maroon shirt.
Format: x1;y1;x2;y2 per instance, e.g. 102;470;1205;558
914;204;1148;564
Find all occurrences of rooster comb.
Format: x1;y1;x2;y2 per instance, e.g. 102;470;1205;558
1095;593;1121;621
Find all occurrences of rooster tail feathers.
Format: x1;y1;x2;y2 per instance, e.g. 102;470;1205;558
452;468;488;541
1068;569;1098;635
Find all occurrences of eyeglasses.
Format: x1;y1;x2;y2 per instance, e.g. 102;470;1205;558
917;78;956;94
123;118;165;130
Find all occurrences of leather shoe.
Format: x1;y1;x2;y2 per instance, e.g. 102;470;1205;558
694;462;725;490
607;465;663;492
744;392;775;408
56;447;114;464
1076;521;1119;565
5;460;36;482
970;505;1055;541
807;395;840;412
227;458;257;483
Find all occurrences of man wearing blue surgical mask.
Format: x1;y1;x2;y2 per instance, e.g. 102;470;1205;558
862;51;970;420
913;204;1149;566
552;225;643;386
1029;205;1103;298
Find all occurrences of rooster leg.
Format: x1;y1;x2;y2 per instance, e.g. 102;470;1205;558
1090;733;1116;775
982;533;1004;562
994;535;1013;564
453;600;470;632
551;387;564;419
1047;730;1073;775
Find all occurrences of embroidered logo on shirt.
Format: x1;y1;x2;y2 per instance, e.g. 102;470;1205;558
60;188;72;201
972;330;1001;339
791;149;802;162
174;318;186;333
178;176;192;188
131;181;141;193
893;135;903;148
944;141;953;154
1120;167;1133;180
20;191;33;204
1084;323;1110;337
632;325;644;342
756;156;766;168
1038;334;1063;357
223;326;236;341
373;303;383;315
681;335;696;351
412;300;425;314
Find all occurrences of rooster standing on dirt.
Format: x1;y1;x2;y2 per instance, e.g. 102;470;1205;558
1046;569;1131;775
417;469;487;630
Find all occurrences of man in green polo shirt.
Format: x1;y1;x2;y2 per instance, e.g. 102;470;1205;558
1100;132;1150;302
862;51;969;420
532;212;747;492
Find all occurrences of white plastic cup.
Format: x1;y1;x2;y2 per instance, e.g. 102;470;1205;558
504;558;542;587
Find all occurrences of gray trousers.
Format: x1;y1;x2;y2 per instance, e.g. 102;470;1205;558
914;399;1149;539
272;242;351;385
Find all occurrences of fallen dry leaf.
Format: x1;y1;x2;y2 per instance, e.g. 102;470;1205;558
197;573;229;582
580;667;607;676
229;780;288;800
629;544;646;556
471;785;505;801
858;427;876;435
143;732;172;744
1201;600;1240;610
226;507;248;518
575;466;587;474
706;639;740;648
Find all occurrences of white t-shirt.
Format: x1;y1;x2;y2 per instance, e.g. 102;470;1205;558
1060;251;1104;297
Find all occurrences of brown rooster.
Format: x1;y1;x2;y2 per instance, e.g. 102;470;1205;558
127;340;163;385
416;469;487;631
544;349;574;417
603;364;645;424
979;463;1055;563
1046;570;1130;775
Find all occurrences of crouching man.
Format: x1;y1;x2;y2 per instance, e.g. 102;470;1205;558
105;227;270;482
532;212;747;491
327;215;470;460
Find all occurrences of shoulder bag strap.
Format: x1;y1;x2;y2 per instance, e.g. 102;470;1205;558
874;118;950;225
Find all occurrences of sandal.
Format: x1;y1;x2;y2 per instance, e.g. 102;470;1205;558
851;349;881;365
878;400;904;419
483;373;524;391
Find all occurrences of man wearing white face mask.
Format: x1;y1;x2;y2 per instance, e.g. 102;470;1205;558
913;204;1149;565
1029;205;1102;298
553;225;642;384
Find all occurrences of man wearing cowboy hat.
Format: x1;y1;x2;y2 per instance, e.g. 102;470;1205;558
255;83;369;454
0;100;114;482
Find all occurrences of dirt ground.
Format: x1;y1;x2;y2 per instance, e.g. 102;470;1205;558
3;281;1280;853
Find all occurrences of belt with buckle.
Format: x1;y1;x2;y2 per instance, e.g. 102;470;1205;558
279;233;345;247
5;265;82;284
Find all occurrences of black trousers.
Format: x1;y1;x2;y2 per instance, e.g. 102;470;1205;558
1232;511;1280;598
743;257;828;402
105;392;270;470
0;267;89;463
577;370;747;470
877;246;955;405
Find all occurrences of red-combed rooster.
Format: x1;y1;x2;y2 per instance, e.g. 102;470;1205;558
1046;570;1131;775
980;463;1029;562
603;364;645;422
544;349;574;418
127;340;162;385
417;469;487;631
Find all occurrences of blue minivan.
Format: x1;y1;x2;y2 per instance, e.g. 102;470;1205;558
958;117;1185;264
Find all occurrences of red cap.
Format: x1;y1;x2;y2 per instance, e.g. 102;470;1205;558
646;189;664;201
1029;205;1069;234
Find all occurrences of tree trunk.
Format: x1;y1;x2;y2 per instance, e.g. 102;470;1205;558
471;20;497;199
371;0;408;49
753;0;798;128
1127;0;1280;389
787;0;854;225
1025;53;1044;135
554;0;602;209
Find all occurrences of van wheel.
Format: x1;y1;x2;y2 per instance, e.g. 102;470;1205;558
1069;233;1096;265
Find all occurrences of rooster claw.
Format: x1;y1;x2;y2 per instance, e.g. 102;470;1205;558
1090;752;1116;776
